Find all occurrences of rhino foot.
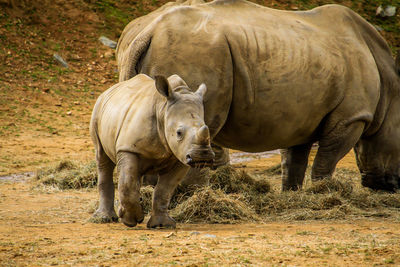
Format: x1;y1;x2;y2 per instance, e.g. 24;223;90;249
90;209;118;224
147;214;176;229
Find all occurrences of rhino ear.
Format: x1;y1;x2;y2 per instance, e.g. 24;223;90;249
195;83;207;99
155;75;173;99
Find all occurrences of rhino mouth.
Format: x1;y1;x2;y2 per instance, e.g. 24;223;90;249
185;147;215;168
186;154;215;168
187;158;215;168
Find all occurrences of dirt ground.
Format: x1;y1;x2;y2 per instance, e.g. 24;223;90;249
1;0;400;266
1;170;400;266
2;152;400;266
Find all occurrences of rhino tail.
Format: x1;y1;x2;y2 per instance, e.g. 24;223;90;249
118;18;160;82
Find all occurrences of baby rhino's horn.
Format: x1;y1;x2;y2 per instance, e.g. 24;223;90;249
196;125;210;145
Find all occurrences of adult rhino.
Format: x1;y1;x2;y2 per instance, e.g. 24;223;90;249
90;74;215;228
118;0;400;192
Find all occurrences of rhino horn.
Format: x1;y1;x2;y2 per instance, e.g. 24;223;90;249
196;125;210;145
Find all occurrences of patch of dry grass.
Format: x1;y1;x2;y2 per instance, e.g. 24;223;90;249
172;187;260;224
35;160;97;189
39;160;400;223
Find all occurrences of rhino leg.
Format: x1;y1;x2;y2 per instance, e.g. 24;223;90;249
117;152;144;227
312;121;364;181
147;162;189;229
92;145;118;223
281;142;313;191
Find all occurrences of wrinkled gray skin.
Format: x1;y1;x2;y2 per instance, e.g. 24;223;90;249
118;0;400;194
90;74;215;228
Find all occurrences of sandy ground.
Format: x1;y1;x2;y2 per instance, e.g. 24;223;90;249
1;153;400;266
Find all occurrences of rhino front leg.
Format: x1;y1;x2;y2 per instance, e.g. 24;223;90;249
312;121;364;181
92;146;118;223
117;152;144;227
147;162;189;229
281;142;313;191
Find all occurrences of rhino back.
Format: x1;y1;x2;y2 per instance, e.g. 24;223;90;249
93;74;160;162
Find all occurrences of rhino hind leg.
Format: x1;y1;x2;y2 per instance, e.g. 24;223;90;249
148;162;189;229
311;121;365;181
281;142;313;191
92;145;118;223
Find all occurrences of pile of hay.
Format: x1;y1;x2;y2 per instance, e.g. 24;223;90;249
38;160;400;223
169;167;400;223
35;160;97;189
172;187;260;224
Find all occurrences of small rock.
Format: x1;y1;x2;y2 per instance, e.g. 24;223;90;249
74;101;80;105
104;50;114;58
165;232;176;238
203;234;216;238
53;53;69;68
66;111;72;116
374;25;383;32
55;103;62;107
99;36;117;49
376;5;397;17
71;54;81;60
43;88;50;93
190;231;200;236
90;92;94;95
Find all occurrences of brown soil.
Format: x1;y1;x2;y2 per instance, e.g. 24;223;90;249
1;180;400;266
1;0;399;266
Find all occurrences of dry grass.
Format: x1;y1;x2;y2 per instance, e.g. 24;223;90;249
172;187;260;224
35;160;97;189
38;160;400;223
140;185;154;214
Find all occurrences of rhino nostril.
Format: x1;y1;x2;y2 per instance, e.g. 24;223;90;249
186;154;192;163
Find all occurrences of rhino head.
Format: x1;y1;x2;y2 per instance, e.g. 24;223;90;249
354;97;400;192
155;75;215;167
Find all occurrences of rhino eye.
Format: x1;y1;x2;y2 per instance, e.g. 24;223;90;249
176;129;184;140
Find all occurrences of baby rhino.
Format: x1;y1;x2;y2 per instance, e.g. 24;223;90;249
90;74;215;228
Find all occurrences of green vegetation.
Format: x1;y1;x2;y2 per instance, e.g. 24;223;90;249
92;0;136;33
